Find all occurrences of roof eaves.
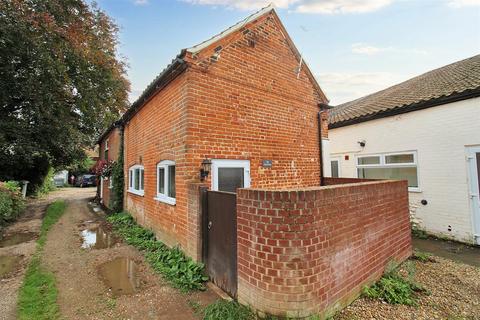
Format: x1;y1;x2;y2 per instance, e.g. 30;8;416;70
96;120;122;145
329;87;480;129
122;55;188;123
186;4;275;54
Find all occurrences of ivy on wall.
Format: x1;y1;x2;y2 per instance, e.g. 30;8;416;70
110;129;124;213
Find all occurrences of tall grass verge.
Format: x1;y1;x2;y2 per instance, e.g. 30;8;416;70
17;200;67;320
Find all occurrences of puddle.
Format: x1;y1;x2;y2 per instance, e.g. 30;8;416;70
0;255;22;278
80;226;119;249
98;257;140;296
0;232;37;248
413;238;480;267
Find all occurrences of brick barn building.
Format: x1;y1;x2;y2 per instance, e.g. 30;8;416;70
97;5;411;318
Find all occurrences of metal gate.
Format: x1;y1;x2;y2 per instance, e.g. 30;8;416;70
202;190;237;298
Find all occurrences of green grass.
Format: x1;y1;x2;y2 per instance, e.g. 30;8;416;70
37;201;67;248
362;261;427;306
17;200;67;320
107;212;208;291
17;254;60;319
203;300;254;320
411;249;434;263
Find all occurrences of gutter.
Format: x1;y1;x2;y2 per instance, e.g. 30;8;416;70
318;103;333;186
329;87;480;129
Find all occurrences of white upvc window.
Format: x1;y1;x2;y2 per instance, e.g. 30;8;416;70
356;151;420;192
128;165;144;196
155;160;176;205
104;139;109;160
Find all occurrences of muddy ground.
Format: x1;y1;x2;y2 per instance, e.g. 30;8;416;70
1;188;219;320
0;187;93;320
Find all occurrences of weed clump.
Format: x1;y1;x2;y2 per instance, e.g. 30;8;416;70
203;300;254;320
411;250;435;263
362;261;427;306
107;212;208;291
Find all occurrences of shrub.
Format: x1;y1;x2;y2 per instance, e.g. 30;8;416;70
362;261;426;306
35;167;56;197
4;180;21;192
107;212;208;291
0;183;26;225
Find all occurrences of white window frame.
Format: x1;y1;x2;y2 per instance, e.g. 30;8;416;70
356;151;420;192
211;159;251;192
128;165;144;196
108;176;113;189
155;160;176;205
105;139;109;151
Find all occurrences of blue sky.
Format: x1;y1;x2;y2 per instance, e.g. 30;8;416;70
93;0;480;105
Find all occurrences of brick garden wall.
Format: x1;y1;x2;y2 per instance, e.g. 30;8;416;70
236;180;412;318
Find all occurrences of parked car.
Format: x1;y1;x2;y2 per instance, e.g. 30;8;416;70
75;174;97;187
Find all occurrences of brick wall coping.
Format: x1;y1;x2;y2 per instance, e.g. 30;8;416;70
238;179;402;193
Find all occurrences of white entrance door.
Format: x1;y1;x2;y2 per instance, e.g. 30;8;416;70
211;160;250;193
467;146;480;245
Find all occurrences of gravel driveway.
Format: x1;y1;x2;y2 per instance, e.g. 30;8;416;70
336;256;480;320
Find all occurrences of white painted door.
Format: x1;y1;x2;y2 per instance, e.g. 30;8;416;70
211;159;250;193
467;146;480;245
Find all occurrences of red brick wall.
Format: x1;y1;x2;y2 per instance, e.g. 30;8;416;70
99;127;121;209
122;11;328;254
237;180;411;318
123;73;190;248
184;11;328;189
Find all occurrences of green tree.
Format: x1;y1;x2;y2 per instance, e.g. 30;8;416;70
0;0;129;190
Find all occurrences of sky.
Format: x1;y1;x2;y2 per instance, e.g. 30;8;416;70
92;0;480;105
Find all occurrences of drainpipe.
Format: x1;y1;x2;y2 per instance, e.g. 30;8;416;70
318;103;333;186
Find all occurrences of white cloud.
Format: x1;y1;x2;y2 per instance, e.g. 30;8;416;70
448;0;480;8
295;0;392;14
351;43;389;55
182;0;299;10
181;0;393;13
351;43;428;56
134;0;149;5
316;72;409;105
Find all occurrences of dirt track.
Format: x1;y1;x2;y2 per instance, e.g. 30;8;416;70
1;188;219;320
0;188;94;320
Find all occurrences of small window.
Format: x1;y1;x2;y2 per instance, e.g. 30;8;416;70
104;139;109;160
128;165;144;196
356;152;419;191
385;154;414;164
155;160;175;205
358;156;380;165
108;177;113;189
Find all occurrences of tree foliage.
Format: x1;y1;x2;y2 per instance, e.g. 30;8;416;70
0;0;129;187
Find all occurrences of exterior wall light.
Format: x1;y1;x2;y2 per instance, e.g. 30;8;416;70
200;158;212;181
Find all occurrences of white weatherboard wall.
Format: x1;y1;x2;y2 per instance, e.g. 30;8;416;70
329;97;480;244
